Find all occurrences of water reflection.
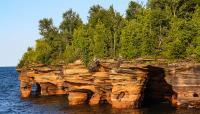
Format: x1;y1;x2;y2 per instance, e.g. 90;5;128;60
61;104;146;114
26;95;68;105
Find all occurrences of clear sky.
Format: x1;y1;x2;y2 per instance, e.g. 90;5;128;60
0;0;147;66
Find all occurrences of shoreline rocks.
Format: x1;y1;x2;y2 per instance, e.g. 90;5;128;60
18;59;200;109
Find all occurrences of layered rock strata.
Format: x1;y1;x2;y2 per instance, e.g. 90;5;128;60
165;63;200;108
18;59;200;108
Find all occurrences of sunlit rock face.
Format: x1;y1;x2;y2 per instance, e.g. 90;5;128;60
68;92;88;105
164;63;200;108
18;59;200;108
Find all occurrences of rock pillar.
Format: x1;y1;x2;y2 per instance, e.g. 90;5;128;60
20;81;32;98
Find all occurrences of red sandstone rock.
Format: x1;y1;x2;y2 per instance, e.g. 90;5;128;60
21;89;31;98
20;81;32;98
89;93;101;105
68;92;88;105
18;59;200;109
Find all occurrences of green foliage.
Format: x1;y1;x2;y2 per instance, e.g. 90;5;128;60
92;22;111;58
192;6;200;60
59;9;82;45
126;1;142;20
61;45;79;64
120;20;142;58
148;0;200;18
60;9;82;33
72;25;93;66
18;1;200;68
168;40;186;59
39;18;57;38
17;47;36;68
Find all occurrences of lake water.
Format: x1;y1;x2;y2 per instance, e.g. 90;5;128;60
0;67;200;114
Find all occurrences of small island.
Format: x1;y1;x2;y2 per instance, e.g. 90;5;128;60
17;0;200;109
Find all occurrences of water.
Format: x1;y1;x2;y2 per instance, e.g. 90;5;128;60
0;67;200;114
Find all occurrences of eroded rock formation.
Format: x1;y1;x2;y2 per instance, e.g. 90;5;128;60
165;63;200;108
18;59;200;108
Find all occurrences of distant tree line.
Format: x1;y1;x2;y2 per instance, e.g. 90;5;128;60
18;0;200;68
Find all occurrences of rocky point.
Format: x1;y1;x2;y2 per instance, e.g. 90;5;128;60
17;59;200;109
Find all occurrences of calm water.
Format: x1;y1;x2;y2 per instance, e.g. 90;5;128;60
0;67;200;114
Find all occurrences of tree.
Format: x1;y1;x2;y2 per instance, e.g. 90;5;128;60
88;5;104;27
38;18;66;64
126;1;142;20
120;20;142;58
191;6;200;60
162;16;192;59
17;47;36;68
137;8;158;56
148;0;200;18
39;18;57;38
88;5;124;57
34;39;52;64
92;22;111;58
72;25;93;66
59;9;82;45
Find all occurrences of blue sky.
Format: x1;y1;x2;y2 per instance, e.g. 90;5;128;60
0;0;147;66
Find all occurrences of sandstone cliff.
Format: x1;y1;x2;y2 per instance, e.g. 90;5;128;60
18;59;200;108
